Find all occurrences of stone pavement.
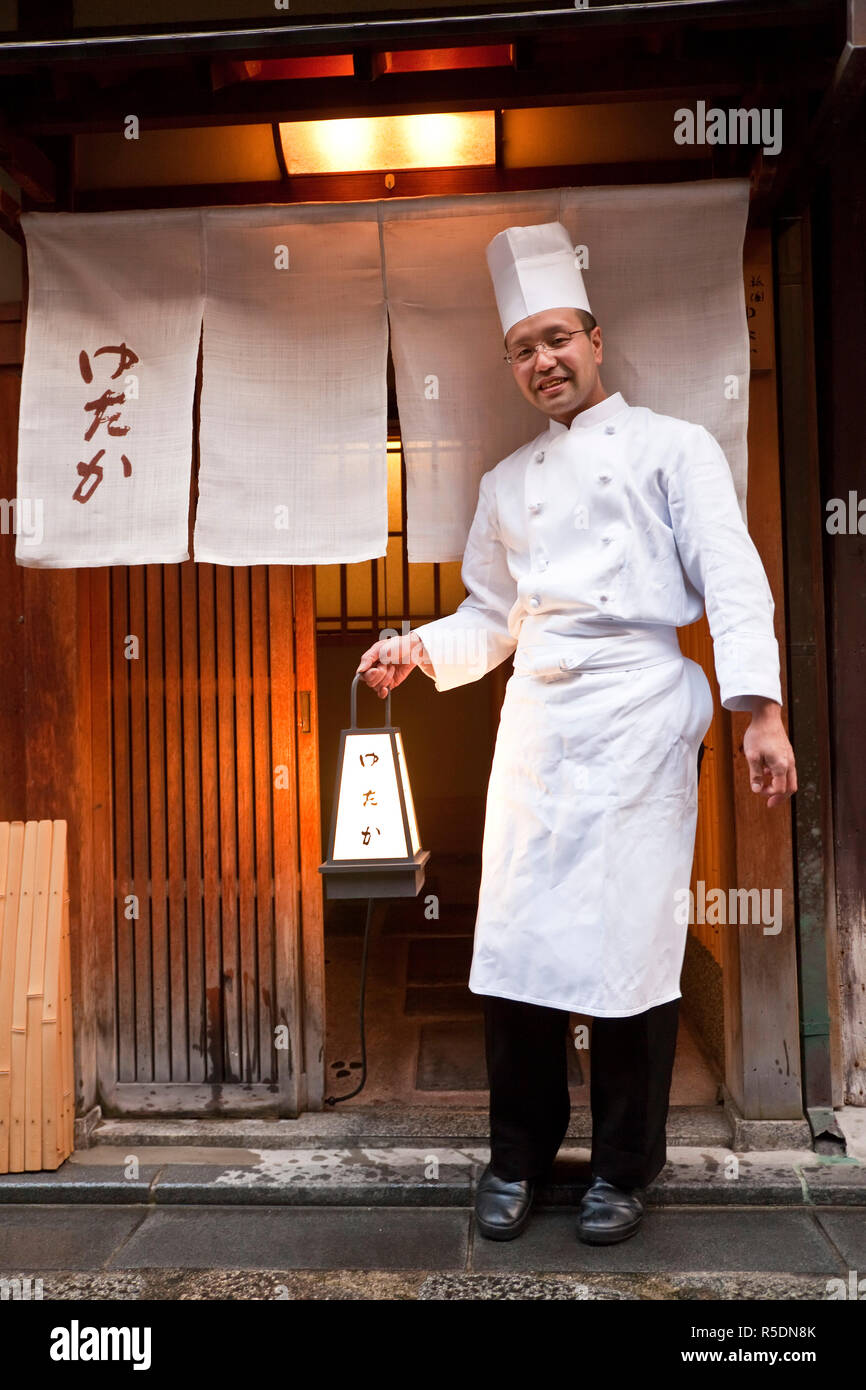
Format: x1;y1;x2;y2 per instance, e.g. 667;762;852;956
1;1131;864;1300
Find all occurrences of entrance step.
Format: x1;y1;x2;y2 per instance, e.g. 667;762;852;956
84;1104;731;1149
0;1140;862;1208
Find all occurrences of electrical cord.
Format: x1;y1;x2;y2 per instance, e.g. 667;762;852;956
324;895;374;1105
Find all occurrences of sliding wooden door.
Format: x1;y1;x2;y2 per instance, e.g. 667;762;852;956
84;561;324;1116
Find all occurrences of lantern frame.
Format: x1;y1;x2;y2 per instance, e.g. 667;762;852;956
318;674;430;899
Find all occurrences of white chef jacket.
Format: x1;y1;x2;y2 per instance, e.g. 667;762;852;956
408;391;783;1018
412;391;782;711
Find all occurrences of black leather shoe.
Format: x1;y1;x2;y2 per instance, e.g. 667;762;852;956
475;1164;535;1241
577;1175;645;1245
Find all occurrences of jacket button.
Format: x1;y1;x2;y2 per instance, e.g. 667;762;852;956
534;450;545;464
598;473;612;483
599;594;609;603
605;424;616;434
528;500;542;513
529;595;541;608
601;535;612;544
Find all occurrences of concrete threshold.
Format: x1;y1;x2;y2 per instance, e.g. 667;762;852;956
83;1103;734;1150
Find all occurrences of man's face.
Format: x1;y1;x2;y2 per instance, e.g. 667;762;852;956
504;307;605;424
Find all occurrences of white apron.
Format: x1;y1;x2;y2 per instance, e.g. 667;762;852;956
413;392;781;1019
466;624;715;1017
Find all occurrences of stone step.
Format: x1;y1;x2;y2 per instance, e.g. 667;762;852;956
83;1104;733;1150
0;1142;863;1208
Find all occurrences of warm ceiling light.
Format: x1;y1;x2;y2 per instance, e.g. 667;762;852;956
213;55;355;87
277;111;495;175
377;45;514;73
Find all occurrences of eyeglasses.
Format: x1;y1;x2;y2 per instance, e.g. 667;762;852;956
503;327;592;367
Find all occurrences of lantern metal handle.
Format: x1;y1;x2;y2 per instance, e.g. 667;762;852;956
351;672;391;729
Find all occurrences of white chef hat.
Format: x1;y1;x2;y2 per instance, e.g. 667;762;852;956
485;221;592;337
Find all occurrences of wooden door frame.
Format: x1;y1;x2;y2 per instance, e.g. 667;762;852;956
292;565;326;1112
718;225;814;1123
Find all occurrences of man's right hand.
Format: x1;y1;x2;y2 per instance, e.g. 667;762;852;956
356;632;431;699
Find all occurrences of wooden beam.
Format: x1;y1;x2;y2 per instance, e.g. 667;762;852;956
752;0;866;218
11;52;837;136
0;119;56;203
0;1;841;68
71;159;716;214
14;0;74;41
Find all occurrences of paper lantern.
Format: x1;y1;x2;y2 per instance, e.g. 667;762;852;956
319;674;429;899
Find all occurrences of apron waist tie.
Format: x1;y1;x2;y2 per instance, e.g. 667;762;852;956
513;623;682;678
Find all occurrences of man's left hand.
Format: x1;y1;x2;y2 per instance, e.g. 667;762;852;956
740;699;797;808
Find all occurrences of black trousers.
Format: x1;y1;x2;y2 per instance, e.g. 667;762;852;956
480;742;705;1191
482;991;680;1189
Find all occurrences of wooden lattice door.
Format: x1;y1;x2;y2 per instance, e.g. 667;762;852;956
85;561;324;1116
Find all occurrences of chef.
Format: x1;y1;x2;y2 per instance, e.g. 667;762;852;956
356;220;797;1246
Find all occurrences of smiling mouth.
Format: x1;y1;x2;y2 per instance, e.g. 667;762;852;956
537;376;570;393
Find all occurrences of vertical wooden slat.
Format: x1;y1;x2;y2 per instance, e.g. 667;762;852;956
42;821;72;1169
198;563;223;1082
24;820;52;1169
268;565;301;1114
163;564;189;1080
59;837;74;1156
73;568;98;1121
0;819;72;1173
181;561;205;1082
146;565;170;1081
111;570;135;1082
293;566;325;1110
128;565;153;1080
41;822;62;1168
216;565;240;1081
10;821;37;1170
0;820;18;1172
251;566;275;1081
89;570;117;1102
233;568;257;1082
